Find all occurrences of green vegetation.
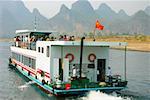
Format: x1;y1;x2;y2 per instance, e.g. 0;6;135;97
86;33;150;42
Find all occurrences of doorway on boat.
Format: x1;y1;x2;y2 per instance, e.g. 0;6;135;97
97;59;106;82
59;59;63;81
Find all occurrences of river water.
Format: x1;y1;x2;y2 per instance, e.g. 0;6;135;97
0;42;149;100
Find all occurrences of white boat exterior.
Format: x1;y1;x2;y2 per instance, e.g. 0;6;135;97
11;40;127;82
9;30;128;95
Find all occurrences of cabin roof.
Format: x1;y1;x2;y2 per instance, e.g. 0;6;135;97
15;30;57;35
37;41;127;47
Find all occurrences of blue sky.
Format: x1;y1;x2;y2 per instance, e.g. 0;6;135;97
22;0;150;18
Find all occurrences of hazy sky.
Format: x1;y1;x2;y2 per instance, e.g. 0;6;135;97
22;0;150;18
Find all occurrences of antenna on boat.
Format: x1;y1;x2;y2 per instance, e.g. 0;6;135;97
34;16;37;31
124;46;127;81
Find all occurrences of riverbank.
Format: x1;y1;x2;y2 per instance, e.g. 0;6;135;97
0;38;13;42
111;42;150;52
78;35;150;52
0;35;150;52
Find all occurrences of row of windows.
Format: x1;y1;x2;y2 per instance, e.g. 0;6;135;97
38;46;49;57
12;52;20;61
38;47;44;53
12;52;36;69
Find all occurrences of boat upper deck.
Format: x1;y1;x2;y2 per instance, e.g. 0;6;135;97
13;30;127;50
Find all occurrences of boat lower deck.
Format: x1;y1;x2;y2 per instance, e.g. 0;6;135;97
9;61;127;96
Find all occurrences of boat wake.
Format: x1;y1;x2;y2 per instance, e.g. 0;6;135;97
81;91;131;100
18;81;35;91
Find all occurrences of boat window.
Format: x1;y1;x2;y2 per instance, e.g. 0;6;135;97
46;46;49;57
21;55;36;69
12;52;20;61
38;47;40;52
42;47;44;53
24;56;29;66
31;58;36;69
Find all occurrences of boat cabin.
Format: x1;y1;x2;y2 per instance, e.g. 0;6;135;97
35;41;126;83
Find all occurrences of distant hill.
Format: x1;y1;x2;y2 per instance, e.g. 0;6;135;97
144;6;150;16
128;10;150;34
49;0;150;35
0;0;150;38
0;1;49;38
49;0;98;34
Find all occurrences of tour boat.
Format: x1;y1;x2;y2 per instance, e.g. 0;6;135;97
9;30;128;96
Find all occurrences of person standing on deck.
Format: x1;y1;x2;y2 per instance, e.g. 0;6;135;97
107;66;112;83
72;64;77;79
59;35;63;41
107;67;112;76
24;35;28;48
64;35;68;41
14;37;16;46
16;36;20;47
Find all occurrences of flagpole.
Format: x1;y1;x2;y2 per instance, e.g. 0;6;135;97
93;28;96;41
93;20;97;41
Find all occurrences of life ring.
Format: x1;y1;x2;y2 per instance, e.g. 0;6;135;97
88;53;96;62
65;53;74;62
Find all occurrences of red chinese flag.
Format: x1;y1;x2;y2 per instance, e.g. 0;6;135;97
95;20;104;30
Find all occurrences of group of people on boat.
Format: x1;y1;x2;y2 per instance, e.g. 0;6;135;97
58;35;75;41
13;34;75;49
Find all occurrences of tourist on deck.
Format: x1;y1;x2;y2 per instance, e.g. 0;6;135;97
16;36;20;47
69;36;72;41
72;64;77;79
59;35;64;41
63;35;68;41
50;37;55;41
22;36;26;48
30;36;35;42
30;36;36;50
14;37;16;46
107;67;112;76
46;37;50;41
24;35;28;48
54;37;57;41
72;36;75;41
24;35;28;42
28;36;31;48
37;37;43;41
69;36;75;41
67;35;69;40
107;66;112;83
